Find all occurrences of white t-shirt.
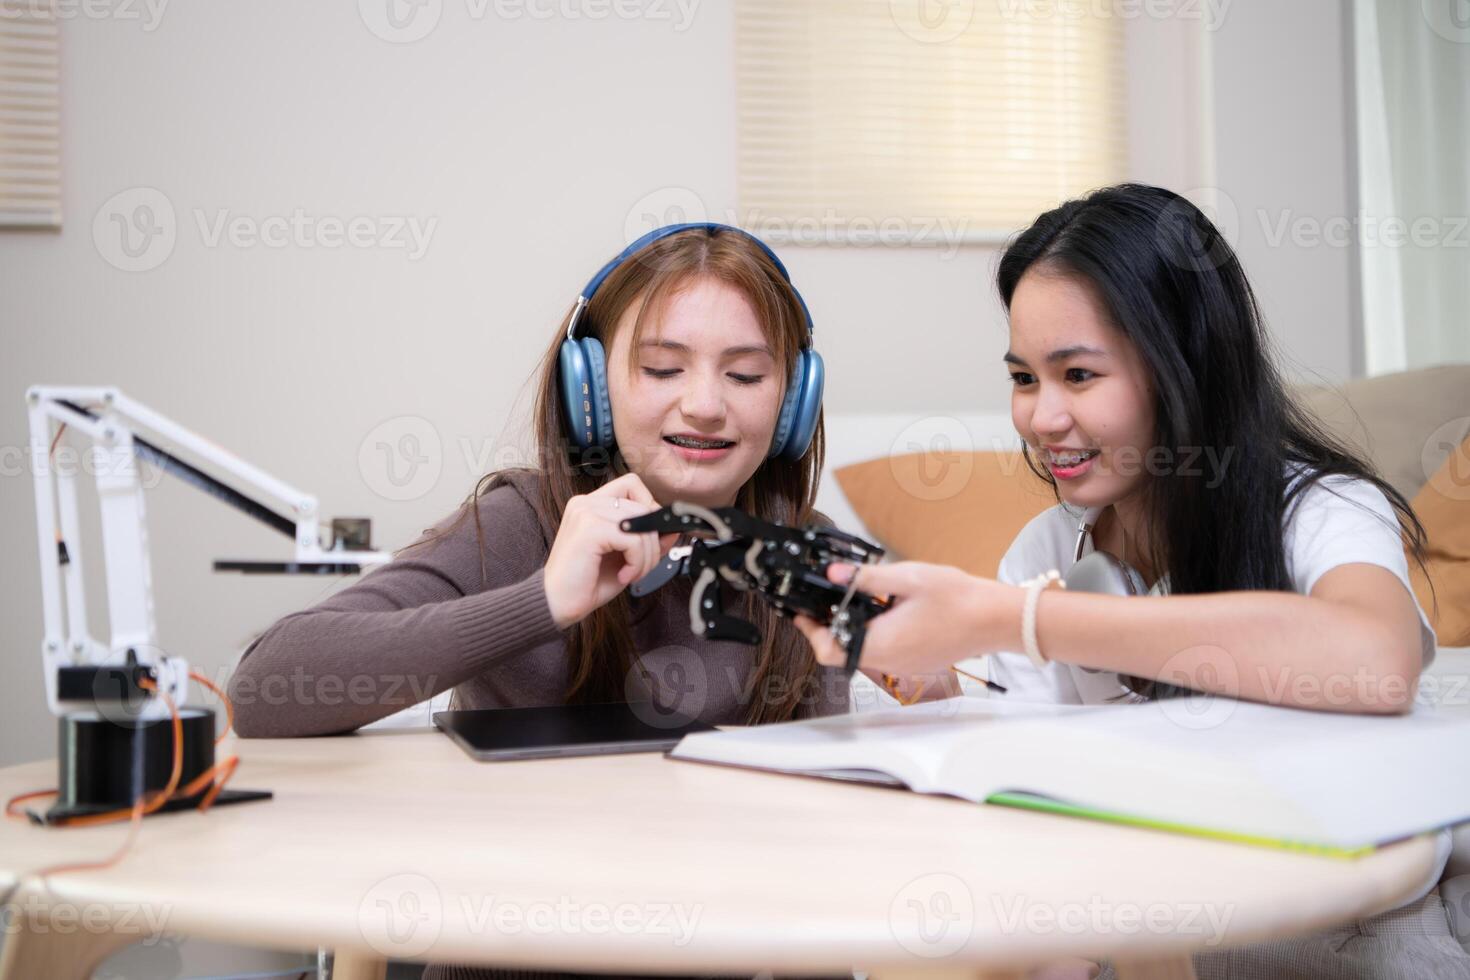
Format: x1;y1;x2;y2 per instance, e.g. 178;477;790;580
988;465;1436;701
986;464;1448;904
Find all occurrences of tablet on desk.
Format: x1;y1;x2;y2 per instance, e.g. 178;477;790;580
433;701;717;761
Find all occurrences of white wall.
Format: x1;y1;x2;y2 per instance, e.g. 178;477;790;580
0;0;1362;769
1210;0;1363;382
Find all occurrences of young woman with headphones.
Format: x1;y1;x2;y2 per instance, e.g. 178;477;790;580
228;222;844;741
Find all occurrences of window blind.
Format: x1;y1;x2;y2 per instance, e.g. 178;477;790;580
736;0;1127;242
0;4;61;227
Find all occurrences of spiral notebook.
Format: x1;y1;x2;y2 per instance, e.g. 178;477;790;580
668;697;1470;857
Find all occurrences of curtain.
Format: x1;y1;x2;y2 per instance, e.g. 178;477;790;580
1354;0;1470;373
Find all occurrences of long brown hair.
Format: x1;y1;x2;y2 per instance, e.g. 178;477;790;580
411;226;827;723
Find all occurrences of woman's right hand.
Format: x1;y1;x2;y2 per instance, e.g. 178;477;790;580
543;473;680;630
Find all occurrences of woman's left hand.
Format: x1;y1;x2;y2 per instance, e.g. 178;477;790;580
792;561;1025;676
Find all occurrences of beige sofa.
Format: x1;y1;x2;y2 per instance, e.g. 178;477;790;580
1294;364;1470;503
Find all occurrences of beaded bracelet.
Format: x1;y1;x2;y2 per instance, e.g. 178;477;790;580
1021;569;1065;668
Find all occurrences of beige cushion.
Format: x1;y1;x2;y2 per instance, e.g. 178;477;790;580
1410;434;1470;647
834;451;1055;578
1294;364;1470;500
1295;365;1470;647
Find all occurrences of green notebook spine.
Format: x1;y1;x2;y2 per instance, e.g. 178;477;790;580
984;791;1380;858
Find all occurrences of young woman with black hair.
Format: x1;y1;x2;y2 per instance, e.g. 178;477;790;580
795;184;1464;979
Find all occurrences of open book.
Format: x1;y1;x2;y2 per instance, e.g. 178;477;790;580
669;697;1470;856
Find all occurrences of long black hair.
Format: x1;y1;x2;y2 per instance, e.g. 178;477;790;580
996;183;1433;700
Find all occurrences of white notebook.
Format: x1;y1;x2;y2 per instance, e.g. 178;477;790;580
669;697;1470;856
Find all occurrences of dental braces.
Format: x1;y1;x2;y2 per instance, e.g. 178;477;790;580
618;502;889;673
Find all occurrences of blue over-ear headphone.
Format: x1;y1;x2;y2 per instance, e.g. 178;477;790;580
558;222;824;461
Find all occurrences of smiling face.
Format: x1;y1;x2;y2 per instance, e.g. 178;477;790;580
1006;267;1157;513
605;276;785;509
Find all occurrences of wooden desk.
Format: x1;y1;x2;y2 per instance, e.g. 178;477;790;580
0;727;1438;980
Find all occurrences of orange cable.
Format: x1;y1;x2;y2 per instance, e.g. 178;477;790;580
189;669;234;745
880;664;993;706
48;421;67;458
951;665;987;686
881;672;928;706
5;789;60;820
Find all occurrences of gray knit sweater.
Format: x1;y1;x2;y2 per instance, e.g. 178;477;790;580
227;467;849;734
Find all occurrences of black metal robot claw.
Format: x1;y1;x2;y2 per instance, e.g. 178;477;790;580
619;502;889;673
